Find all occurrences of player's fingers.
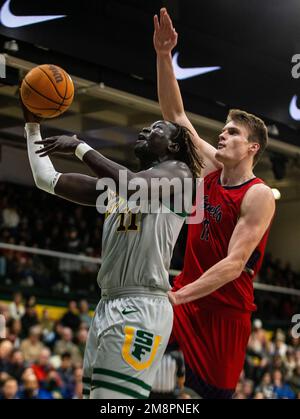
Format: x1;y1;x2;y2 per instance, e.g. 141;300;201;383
34;138;56;145
165;11;174;30
35;143;57;154
153;14;160;32
38;145;58;157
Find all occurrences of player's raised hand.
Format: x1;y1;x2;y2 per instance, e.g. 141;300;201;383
19;85;42;123
153;8;178;56
34;135;83;157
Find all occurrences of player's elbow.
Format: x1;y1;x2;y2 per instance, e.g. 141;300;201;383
227;256;245;280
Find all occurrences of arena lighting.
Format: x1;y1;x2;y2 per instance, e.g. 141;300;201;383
271;188;281;200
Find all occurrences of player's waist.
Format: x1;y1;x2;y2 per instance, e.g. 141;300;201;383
101;286;169;299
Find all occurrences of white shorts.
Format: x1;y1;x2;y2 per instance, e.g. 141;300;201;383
82;292;173;399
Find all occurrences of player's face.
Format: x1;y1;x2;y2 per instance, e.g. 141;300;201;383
134;120;177;159
215;121;259;166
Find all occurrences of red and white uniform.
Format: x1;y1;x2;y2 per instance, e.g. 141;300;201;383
172;170;271;393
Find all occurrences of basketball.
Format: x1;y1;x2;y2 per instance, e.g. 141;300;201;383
20;64;74;118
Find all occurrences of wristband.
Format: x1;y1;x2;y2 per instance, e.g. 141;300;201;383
75;142;93;160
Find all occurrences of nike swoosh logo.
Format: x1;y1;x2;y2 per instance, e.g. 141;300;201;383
172;52;221;80
0;0;66;28
289;95;300;121
122;308;139;315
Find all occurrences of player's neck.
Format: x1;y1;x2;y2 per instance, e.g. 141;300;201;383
220;164;254;187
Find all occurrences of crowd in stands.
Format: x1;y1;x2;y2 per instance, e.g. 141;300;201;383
1;181;300;399
0;292;91;399
1;292;300;399
235;318;300;399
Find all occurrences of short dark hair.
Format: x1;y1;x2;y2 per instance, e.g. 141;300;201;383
226;109;268;166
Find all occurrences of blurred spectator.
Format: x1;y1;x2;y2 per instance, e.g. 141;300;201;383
21;302;39;338
31;348;52;383
57;352;75;399
20;325;45;363
54;328;82;365
60;301;80;333
76;328;88;359
18;374;53;400
255;372;275;399
6;349;25;382
78;300;92;328
0;377;18;399
0;340;13;373
8;292;25;320
272;369;295;399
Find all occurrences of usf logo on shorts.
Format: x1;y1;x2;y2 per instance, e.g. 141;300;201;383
122;326;161;370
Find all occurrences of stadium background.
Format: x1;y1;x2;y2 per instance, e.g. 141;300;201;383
0;0;300;399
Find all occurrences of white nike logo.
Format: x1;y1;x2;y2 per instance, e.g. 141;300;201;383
172;52;221;80
289;95;300;121
0;0;65;28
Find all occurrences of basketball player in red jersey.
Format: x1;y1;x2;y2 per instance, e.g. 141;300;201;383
153;8;276;398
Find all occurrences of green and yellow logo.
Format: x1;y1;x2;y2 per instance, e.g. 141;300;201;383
122;326;161;370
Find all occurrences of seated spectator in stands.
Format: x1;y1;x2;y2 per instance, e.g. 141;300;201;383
78;300;92;328
242;379;254;399
54;328;81;365
0;377;18;399
255;372;275;399
6;349;26;382
40;309;54;335
18;373;53;400
289;365;300;394
20;325;45;363
76;328;88;360
31;348;52;384
42;370;64;399
60;301;80;333
57;352;75;399
21;302;39;338
272;369;295;399
7;318;22;348
0;340;13;373
270;329;288;358
8;292;25;320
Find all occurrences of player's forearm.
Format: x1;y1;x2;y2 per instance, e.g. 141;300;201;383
157;53;185;121
25;123;61;194
174;256;243;304
78;147;133;187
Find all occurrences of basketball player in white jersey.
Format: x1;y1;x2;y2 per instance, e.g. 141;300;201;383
21;98;202;399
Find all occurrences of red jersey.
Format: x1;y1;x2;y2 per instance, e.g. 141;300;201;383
173;169;271;312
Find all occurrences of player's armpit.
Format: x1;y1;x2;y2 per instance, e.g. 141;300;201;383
226;184;275;274
55;173;98;206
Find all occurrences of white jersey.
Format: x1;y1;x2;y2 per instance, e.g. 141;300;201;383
97;191;185;293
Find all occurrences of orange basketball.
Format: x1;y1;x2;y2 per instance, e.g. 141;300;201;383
20;64;74;118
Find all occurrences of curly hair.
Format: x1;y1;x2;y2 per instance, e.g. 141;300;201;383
169;122;204;179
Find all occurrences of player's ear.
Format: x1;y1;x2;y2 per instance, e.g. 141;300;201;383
249;142;260;154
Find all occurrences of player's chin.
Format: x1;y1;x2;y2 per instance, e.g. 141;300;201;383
134;141;148;157
215;149;227;163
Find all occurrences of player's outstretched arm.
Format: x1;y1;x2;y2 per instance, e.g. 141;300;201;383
154;8;222;176
35;134;192;203
169;184;275;305
25;123;98;206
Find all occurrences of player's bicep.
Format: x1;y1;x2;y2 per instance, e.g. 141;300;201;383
55;173;98;206
227;185;275;266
